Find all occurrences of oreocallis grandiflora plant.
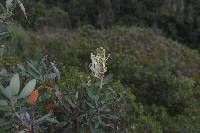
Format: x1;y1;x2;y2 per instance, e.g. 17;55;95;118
0;47;136;132
42;47;130;132
0;55;61;132
0;71;57;132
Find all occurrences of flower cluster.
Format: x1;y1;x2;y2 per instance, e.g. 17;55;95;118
89;47;110;79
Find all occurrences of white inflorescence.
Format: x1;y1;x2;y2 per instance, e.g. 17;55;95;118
89;47;110;79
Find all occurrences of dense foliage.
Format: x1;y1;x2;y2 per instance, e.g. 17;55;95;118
13;0;200;49
0;0;200;133
0;24;199;132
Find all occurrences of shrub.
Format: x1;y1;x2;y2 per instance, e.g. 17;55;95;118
1;4;200;131
0;47;140;132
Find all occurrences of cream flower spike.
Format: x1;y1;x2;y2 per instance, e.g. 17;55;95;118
89;47;110;79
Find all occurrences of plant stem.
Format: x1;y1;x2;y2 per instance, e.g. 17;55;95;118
35;112;53;124
9;102;31;131
31;106;36;133
100;77;103;89
54;87;71;114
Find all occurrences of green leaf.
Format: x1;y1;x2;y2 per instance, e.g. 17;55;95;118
56;122;67;128
86;101;95;108
47;118;59;124
86;88;98;101
36;112;53;124
9;73;20;96
1;86;13;99
0;24;10;38
0;99;8;106
0;74;20;99
0;31;9;37
95;120;100;129
0;106;9;111
17;130;26;133
26;61;41;79
65;95;76;108
18;79;36;98
103;115;119;120
0;4;6;12
27;69;41;79
0;120;11;127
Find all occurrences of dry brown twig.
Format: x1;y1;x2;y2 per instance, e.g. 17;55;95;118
17;0;30;24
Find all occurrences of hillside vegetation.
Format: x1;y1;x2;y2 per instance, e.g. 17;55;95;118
16;0;200;49
0;25;200;132
0;0;200;132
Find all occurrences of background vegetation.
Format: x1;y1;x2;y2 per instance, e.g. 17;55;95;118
0;0;200;133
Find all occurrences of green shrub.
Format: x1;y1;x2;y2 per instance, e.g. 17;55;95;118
135;115;163;133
